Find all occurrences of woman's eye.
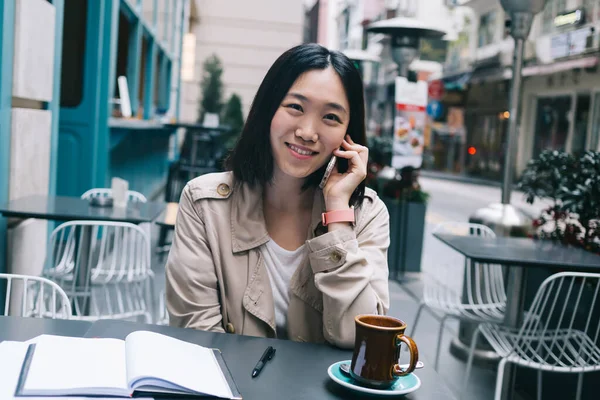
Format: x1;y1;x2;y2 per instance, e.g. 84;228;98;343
324;114;341;123
286;103;303;112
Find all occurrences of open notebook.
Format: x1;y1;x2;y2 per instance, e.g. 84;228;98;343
14;331;241;399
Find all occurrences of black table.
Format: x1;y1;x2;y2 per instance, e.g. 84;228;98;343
0;316;92;341
434;234;600;271
434;233;600;400
0;195;166;224
82;319;457;400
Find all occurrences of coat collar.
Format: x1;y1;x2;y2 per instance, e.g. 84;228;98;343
230;181;328;253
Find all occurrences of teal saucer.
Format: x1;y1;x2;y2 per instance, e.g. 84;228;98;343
327;360;421;396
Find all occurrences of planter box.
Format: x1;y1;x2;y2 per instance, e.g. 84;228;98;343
383;198;427;280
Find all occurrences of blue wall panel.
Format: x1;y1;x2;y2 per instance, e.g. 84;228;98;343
0;0;15;286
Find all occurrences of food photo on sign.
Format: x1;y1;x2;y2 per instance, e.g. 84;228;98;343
392;77;428;169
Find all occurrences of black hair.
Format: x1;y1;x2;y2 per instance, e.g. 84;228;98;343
226;43;367;207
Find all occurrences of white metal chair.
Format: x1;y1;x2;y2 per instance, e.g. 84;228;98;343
43;220;154;323
410;222;505;369
81;187;153;247
81;188;147;203
0;273;72;319
463;272;600;400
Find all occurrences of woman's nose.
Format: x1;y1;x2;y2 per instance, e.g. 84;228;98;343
295;126;318;142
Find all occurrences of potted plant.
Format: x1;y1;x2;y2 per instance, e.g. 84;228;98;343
366;137;430;280
518;150;600;255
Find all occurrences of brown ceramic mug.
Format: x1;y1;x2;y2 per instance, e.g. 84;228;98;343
350;315;419;388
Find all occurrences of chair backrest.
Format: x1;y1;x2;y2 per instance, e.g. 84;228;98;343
0;273;71;319
46;220;151;285
430;222;505;314
514;271;600;369
81;188;147;203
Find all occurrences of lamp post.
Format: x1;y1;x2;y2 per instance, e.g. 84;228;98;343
463;3;550;398
469;0;549;237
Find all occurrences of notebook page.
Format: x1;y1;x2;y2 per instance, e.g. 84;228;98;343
22;335;128;395
125;331;233;399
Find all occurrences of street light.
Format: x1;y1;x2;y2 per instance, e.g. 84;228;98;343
470;0;549;236
461;0;550;381
367;17;447;78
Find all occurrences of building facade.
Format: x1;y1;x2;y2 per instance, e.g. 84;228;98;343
434;0;600;181
179;0;305;122
0;0;189;275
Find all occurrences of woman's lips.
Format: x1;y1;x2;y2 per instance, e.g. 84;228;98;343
286;143;318;160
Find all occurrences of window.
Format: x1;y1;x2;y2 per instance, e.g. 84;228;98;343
591;93;600;150
138;35;149;109
543;0;572;34
533;96;572;157
555;0;567;15
114;12;131;98
478;11;497;47
542;0;554;34
584;0;598;22
60;0;88;107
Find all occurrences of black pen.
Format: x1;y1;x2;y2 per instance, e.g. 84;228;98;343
251;346;276;378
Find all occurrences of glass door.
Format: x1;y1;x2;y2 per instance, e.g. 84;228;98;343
570;93;590;156
590;92;600;151
533;96;572;157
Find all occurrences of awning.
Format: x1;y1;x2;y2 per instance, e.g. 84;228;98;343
441;71;472;90
522;56;599;77
470;66;512;84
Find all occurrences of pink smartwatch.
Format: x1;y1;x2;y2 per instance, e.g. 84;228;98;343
321;207;355;226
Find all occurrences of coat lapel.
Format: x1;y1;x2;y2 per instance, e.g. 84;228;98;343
242;249;276;335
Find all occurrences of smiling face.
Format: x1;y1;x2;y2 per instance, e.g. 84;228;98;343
269;67;350;181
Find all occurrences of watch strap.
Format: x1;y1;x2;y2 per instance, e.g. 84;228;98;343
321;207;355;226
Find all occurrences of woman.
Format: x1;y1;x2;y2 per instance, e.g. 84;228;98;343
166;43;390;349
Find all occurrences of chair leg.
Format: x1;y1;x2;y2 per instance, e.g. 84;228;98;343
434;314;450;371
494;358;509;400
576;372;583;400
536;370;542;400
461;324;482;397
409;302;426;336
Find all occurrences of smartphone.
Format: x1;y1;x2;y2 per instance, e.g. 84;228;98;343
319;156;337;189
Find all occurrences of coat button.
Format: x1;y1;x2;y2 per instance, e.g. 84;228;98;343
330;251;342;263
226;323;235;334
217;183;231;196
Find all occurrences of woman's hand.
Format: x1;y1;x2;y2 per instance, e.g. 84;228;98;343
323;135;368;211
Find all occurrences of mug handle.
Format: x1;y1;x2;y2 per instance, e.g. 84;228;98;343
393;334;419;377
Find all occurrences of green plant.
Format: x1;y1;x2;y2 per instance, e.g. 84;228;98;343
221;94;244;149
560;151;600;249
518;150;600;254
198;54;224;123
518;150;577;206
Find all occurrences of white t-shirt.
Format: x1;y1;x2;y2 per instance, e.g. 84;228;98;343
259;239;307;339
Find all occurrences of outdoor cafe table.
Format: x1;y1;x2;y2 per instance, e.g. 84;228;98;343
0;316;457;400
0;195;165;224
0;195;166;314
433;233;600;400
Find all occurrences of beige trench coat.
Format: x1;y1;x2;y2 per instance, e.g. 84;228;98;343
165;171;390;348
